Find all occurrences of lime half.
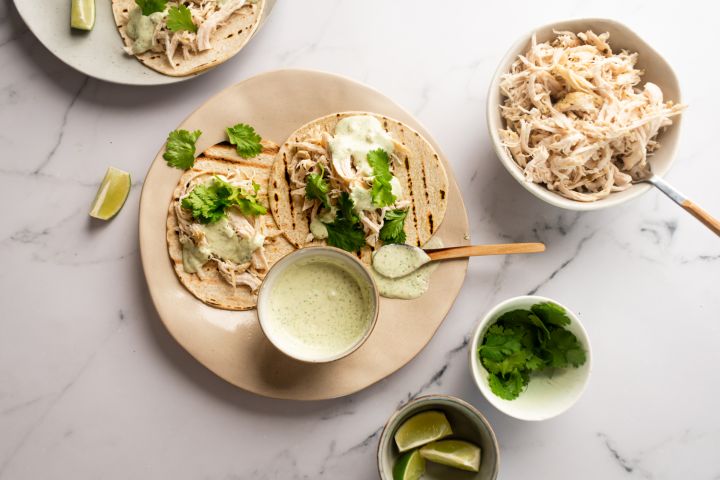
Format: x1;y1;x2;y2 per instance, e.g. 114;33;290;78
89;167;131;220
393;450;425;480
419;440;481;472
71;0;96;30
394;411;453;452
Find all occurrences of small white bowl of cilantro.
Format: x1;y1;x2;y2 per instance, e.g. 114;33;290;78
469;296;592;421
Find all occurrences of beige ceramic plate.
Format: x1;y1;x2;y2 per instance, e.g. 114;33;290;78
13;0;276;85
139;69;470;400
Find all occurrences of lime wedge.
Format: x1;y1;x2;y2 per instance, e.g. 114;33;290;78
393;450;425;480
71;0;96;30
89;167;131;220
419;440;481;472
394;411;453;452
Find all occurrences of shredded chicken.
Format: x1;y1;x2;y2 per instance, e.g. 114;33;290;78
499;30;685;201
124;0;250;69
175;169;279;290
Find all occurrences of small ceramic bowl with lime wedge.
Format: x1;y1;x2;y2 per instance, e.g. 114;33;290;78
377;395;499;480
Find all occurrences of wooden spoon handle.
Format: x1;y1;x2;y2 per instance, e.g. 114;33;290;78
681;200;720;236
426;243;545;261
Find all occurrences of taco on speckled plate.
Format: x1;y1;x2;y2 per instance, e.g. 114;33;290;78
166;141;294;310
268;112;449;263
112;0;264;77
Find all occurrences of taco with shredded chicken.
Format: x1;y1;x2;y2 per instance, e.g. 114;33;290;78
112;0;264;77
167;141;294;310
268;112;449;263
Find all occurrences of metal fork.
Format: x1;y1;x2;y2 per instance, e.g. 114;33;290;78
634;170;720;237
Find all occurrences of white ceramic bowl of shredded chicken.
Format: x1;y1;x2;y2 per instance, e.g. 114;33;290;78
487;18;685;210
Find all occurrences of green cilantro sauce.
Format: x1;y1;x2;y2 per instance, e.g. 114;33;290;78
126;8;165;54
370;239;442;299
372;244;431;278
329;116;397;179
349;185;373;211
181;217;264;273
371;263;438;300
267;259;372;358
309;207;336;240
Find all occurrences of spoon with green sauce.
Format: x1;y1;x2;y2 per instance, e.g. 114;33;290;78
373;242;545;279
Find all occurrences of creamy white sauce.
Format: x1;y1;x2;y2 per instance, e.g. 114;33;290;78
371;263;438;300
372;244;431;278
349;184;373;212
389;177;403;199
329;116;395;178
126;8;165;54
309;217;328;239
181;218;263;273
310;207;336;240
371;237;443;299
266;259;373;359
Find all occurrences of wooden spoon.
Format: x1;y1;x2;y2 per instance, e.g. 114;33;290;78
424;243;546;261
372;243;545;278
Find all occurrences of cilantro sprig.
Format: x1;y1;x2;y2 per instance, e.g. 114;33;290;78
135;0;167;16
325;193;366;252
227;123;262;159
167;4;197;32
478;302;586;400
306;165;330;208
181;176;266;224
379;209;408;244
163;129;202;170
366;149;396;207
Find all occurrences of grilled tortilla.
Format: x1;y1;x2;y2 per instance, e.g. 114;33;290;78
167;141;294;310
268;112;449;263
112;0;264;77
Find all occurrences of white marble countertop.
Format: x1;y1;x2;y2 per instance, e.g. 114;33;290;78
2;1;719;478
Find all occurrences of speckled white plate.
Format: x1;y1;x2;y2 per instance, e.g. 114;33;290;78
138;69;470;400
12;0;276;85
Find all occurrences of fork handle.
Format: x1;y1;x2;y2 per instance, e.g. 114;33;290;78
681;200;720;236
650;175;720;237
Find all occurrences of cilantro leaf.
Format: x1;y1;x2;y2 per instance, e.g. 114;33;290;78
379;209;408;245
525;354;546;371
217;177;267;217
325;192;365;252
542;328;586;368
478;325;523;363
163;129;202;170
337;191;359;225
366;149;397;207
167;4;197;33
326;220;366;252
135;0;167;15
181;176;266;223
531;302;571;327
488;371;528;401
181;183;226;224
496;309;550;340
226;123;262;158
306;166;330;208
